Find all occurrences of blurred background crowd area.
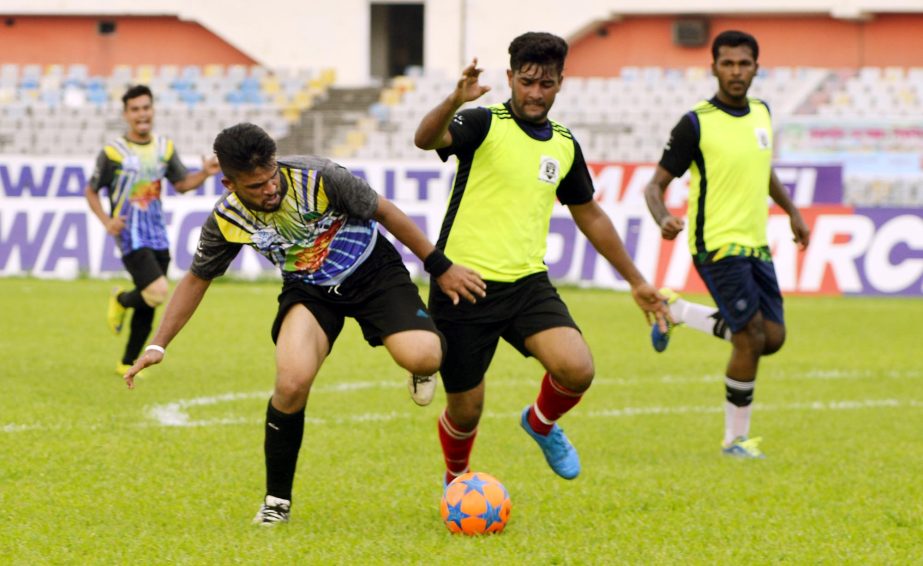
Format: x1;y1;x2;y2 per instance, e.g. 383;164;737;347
1;2;921;207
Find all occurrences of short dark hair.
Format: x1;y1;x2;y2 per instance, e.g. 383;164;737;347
508;32;568;75
121;84;153;108
213;123;277;179
712;30;759;62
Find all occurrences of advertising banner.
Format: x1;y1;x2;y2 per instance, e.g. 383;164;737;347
1;157;921;296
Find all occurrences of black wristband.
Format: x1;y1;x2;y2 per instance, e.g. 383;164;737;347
423;249;453;278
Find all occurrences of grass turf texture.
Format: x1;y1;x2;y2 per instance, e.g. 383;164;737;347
1;278;921;564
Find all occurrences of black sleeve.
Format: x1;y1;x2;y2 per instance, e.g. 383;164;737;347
658;113;699;178
319;161;380;220
435;107;491;162
188;213;243;280
556;139;595;206
87;150;115;192
164;146;190;184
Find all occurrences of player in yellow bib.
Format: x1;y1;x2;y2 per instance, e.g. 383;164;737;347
644;30;811;458
416;32;670;485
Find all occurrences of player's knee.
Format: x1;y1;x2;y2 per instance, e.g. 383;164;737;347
406;349;442;376
273;372;312;408
762;328;786;356
447;401;482;431
141;280;169;307
743;323;766;354
551;358;595;394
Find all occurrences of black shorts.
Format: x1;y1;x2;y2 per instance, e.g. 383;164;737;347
271;236;440;350
695;255;784;334
428;271;579;394
122;247;170;290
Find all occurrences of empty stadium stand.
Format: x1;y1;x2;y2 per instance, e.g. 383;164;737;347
1;62;921;206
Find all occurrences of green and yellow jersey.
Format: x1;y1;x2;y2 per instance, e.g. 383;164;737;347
659;96;774;263
436;102;594;282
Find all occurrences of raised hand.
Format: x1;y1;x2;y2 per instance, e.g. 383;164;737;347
454;58;491;104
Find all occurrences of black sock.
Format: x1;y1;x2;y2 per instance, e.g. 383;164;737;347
118;289;146;309
710;312;732;340
122;305;154;364
265;399;305;501
725;376;755;407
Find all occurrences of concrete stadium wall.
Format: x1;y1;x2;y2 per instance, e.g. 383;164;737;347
567;14;923;73
5;1;922;83
0;16;255;75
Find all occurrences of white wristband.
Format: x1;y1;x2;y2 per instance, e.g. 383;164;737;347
145;345;165;356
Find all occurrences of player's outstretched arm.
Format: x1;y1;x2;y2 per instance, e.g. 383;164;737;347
84;185;125;236
123;272;212;389
372;196;486;305
769;169;810;250
414;57;491;150
569;200;672;332
173;156;221;194
643;166;685;241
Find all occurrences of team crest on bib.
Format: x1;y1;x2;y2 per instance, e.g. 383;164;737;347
538;156;560;184
754;128;770;149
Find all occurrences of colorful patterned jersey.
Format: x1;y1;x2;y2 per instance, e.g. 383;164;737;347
190;156;380;285
88;135;188;254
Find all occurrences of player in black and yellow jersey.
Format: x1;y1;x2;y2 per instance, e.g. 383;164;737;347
416;32;670;485
122;123;486;525
644;30;811;458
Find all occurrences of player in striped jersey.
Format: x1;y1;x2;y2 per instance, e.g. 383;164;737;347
122;123;486;525
85;85;220;378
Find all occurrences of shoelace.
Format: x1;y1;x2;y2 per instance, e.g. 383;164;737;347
411;374;433;391
259;504;288;523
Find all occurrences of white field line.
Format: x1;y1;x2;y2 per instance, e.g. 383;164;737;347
2;370;921;432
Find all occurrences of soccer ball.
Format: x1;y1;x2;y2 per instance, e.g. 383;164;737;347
440;471;512;535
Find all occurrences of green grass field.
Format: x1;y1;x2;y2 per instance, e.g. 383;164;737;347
1;278;921;564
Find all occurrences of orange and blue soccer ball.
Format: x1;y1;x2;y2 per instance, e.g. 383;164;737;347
440;471;512;535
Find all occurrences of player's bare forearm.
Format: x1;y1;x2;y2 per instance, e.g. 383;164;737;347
415;58;490;150
570;201;646;287
374;196;485;304
85;186;108;225
414;95;461;150
149;272;211;349
644;166;684;240
769;170;811;249
85;185;124;235
570;202;670;329
768;170;798;216
174;157;220;193
373;197;436;261
124;272;211;388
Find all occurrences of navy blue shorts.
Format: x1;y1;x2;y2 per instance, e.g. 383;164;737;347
694;256;784;334
428;271;579;394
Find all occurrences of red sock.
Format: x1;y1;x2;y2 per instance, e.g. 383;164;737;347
438;410;477;485
527;372;584;435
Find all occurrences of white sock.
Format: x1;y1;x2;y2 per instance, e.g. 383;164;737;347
723;401;753;446
670;298;731;341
